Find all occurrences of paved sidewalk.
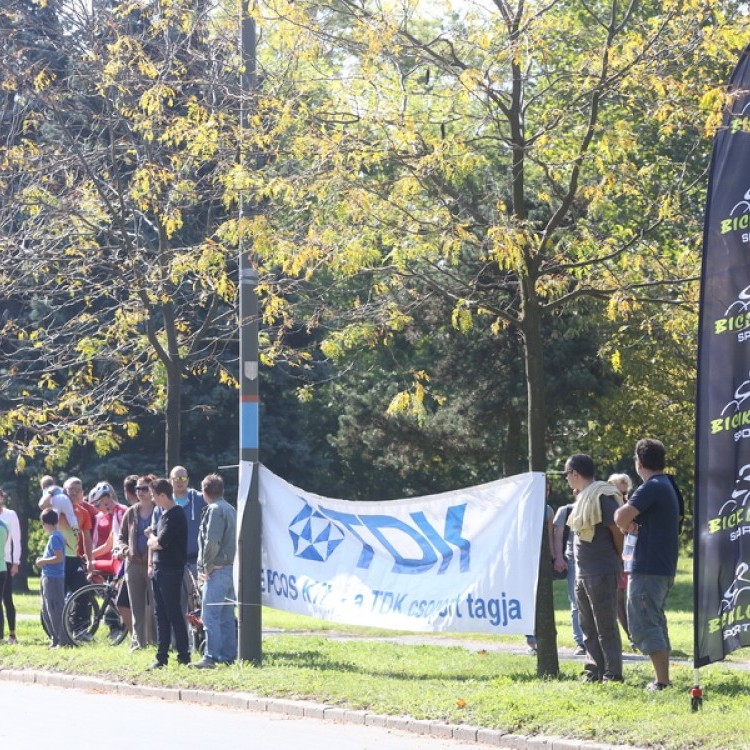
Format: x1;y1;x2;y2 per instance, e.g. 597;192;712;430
0;665;640;750
5;626;745;748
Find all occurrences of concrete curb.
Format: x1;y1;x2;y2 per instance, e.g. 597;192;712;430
0;667;641;750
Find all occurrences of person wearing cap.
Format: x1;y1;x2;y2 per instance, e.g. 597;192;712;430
90;481;131;637
564;454;624;683
147;477;190;669
90;481;127;577
0;488;21;644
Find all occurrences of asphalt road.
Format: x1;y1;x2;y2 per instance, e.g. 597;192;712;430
0;680;485;750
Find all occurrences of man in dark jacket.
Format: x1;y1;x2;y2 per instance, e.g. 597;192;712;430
147;477;190;669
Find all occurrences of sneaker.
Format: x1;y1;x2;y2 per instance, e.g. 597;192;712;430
189;658;216;670
602;673;624;683
645;681;670;692
75;630;93;642
580;671;600;683
574;645;586;656
7;636;17;645
148;661;166;671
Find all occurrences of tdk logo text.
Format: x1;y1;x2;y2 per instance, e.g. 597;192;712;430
288;499;471;575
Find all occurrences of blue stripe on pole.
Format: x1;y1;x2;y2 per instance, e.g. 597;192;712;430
241;400;259;450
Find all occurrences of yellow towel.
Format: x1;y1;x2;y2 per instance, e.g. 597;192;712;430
567;480;623;543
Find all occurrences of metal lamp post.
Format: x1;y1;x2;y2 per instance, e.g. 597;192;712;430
236;0;262;665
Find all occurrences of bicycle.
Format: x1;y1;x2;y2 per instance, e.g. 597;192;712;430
61;571;129;647
184;569;206;655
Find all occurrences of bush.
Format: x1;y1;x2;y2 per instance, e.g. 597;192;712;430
26;520;48;573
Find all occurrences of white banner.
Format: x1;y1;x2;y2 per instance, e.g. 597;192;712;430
258;466;545;634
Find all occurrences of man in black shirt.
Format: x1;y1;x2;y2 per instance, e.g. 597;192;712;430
147;477;190;669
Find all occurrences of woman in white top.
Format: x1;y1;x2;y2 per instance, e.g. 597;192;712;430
0;488;22;644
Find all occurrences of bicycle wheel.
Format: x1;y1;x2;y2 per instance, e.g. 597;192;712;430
40;610;50;638
183;571;205;655
62;583;128;646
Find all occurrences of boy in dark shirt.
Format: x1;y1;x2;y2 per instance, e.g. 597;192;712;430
146;477;189;669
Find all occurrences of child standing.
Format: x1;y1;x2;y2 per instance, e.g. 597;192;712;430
36;508;71;647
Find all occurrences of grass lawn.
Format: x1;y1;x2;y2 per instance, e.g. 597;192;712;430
3;556;750;749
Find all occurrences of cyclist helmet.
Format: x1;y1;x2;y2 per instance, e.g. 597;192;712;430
90;481;114;503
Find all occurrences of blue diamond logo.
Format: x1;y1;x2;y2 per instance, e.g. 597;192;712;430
288;500;344;561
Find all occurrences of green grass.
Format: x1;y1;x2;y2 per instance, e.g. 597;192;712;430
3;557;750;750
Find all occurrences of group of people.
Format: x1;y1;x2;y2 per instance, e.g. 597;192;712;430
5;441;681;687
32;466;238;670
553;438;681;691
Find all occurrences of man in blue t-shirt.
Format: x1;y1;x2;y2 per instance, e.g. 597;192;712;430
615;438;680;692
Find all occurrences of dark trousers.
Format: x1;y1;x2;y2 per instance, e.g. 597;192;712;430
152;566;190;665
576;572;623;679
65;556;90;630
64;556;88;594
1;564;15;636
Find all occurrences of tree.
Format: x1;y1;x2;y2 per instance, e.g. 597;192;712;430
0;0;246;470
246;0;746;675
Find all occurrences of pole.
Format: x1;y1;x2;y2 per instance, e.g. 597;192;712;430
236;0;262;665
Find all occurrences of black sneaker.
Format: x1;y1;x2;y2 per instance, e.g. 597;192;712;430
645;681;670;692
148;661;166;671
189;658;216;670
602;673;624;683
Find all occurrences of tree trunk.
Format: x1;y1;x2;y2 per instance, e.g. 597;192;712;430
164;364;182;473
14;474;32;591
502;408;524;476
522;295;560;678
